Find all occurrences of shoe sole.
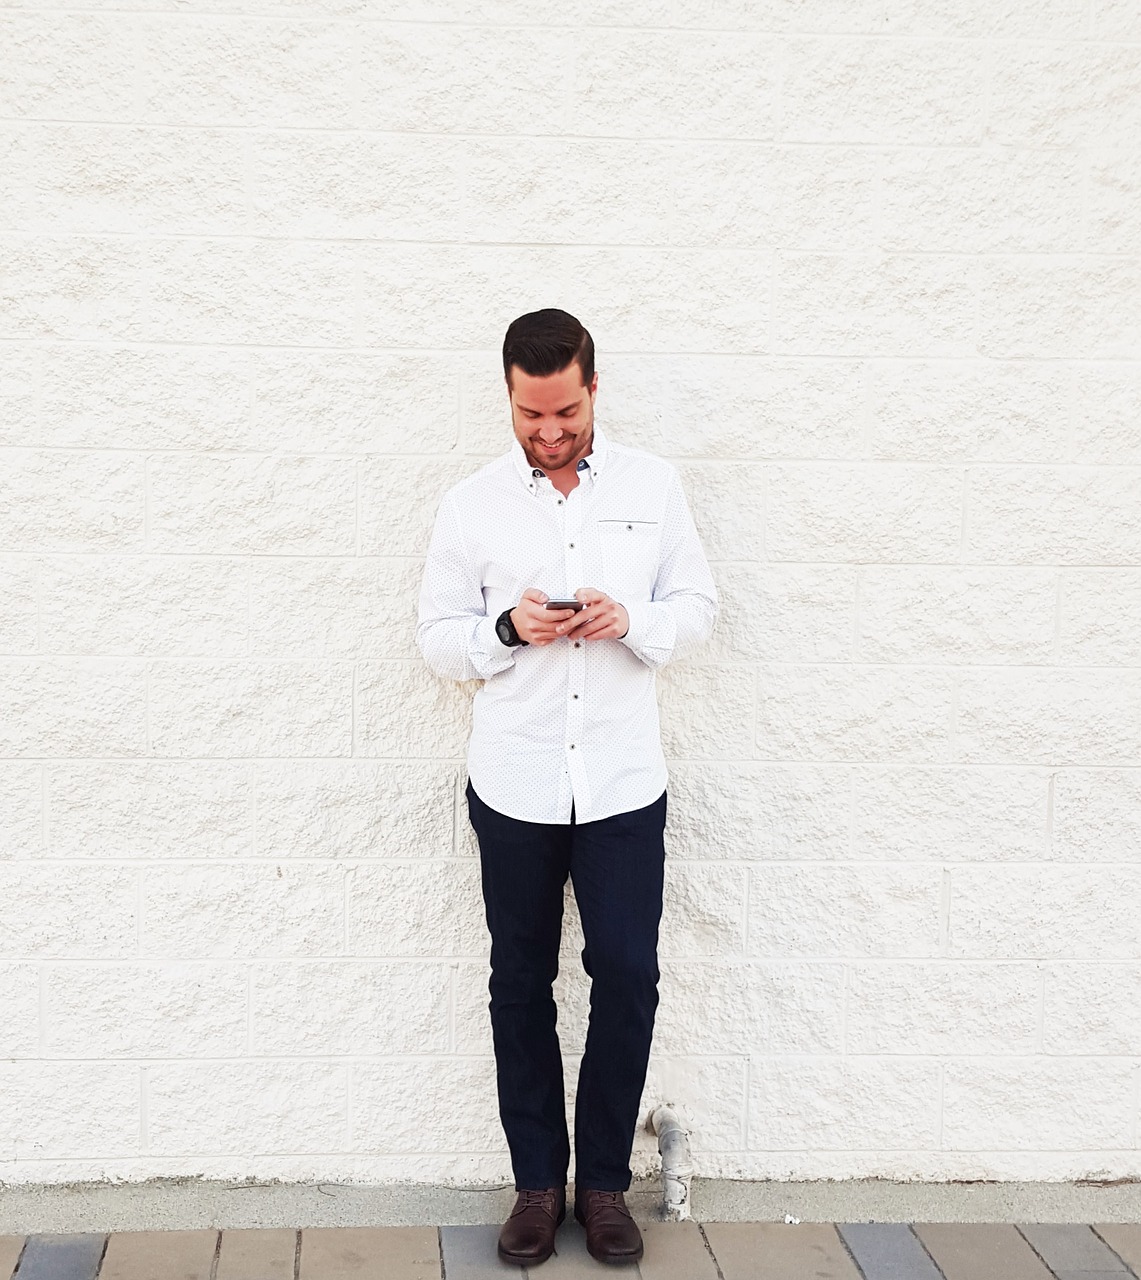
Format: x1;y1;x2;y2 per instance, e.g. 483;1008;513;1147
497;1207;566;1267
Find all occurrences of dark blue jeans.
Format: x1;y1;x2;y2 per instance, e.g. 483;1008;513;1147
465;781;667;1192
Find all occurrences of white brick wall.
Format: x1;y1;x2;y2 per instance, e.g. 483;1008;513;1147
1;0;1139;1188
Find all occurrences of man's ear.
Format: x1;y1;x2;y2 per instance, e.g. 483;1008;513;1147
588;372;598;399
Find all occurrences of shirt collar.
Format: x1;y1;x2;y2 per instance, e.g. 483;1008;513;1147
512;424;610;495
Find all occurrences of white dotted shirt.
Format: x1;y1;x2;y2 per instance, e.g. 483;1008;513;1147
416;424;718;825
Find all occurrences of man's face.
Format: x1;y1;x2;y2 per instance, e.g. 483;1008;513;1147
508;361;598;477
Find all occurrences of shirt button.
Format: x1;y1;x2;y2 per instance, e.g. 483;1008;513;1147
557;499;563;505
569;743;576;750
574;642;581;648
569;542;575;548
573;693;579;699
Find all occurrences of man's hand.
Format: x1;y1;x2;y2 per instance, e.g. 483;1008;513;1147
510;588;578;647
560;588;629;642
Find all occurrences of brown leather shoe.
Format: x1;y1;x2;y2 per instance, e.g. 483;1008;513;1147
497;1186;566;1267
574;1189;643;1264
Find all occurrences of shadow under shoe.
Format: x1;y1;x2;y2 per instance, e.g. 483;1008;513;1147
498;1186;567;1267
574;1189;644;1265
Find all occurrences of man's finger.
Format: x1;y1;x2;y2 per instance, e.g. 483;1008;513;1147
521;587;548;604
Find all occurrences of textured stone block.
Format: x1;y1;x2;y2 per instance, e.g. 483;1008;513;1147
14;124;247;236
0;237;145;341
0;761;41;859
881;147;1082;252
352;1059;501;1154
247;350;459;455
145;238;357;346
781;38;984;143
944;1062;1135;1150
1058;570;1141;666
775;251;975;356
0;558;37;652
47;761;252;860
251;961;451;1055
957;668;1141;765
249;557;420;660
9;1234;105;1280
675;463;765;562
749;1058;940;1149
837;1222;943;1279
709;562;855;666
0;450;143;551
250;132;464;242
0;14;135;119
299;1226;438;1279
140;18;356;127
1052;770;1141;862
0;1063;138;1158
147;1062;348;1155
867;359;1070;462
140;862;343;959
768;462;962;563
914;1223;1054;1280
639;1056;747;1152
358;24;568;133
35;345;251;450
655;961;845;1056
148;660;353;757
978;258;1141;359
858;566;1056;665
1018;1223;1128;1272
1044;964;1141;1054
44;962;246;1058
950;865;1141;959
991;44;1141;146
150;453;356;555
360;457;482;557
1072;366;1141;464
846;962;1039;1054
756;662;956;762
852;765;1048;862
347;862;486;958
217;1228;296;1280
703;1222;860;1280
0;864;136;958
255;760;456;861
665;763;850;861
100;1230;218;1280
657;663;755;761
355;662;472;759
40;555;248;657
749;864;942;958
574;31;776;139
0;963;40;1057
660;862;747;957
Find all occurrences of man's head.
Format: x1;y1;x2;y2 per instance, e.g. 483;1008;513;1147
503;308;598;477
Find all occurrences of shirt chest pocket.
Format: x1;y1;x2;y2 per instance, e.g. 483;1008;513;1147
595;518;660;602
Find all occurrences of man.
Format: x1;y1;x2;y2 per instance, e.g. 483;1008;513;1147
416;309;717;1267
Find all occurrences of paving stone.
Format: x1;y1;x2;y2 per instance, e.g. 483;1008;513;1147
638;1220;719;1279
914;1223;1054;1280
1018;1224;1128;1273
11;1235;105;1280
1054;1273;1139;1280
100;1229;218;1280
540;1219;604;1276
702;1222;862;1279
439;1224;522;1277
1094;1224;1141;1273
836;1222;943;1280
0;1237;25;1280
299;1226;440;1279
217;1228;297;1280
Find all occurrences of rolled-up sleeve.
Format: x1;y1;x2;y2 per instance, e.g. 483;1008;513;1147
416;491;517;682
619;467;717;670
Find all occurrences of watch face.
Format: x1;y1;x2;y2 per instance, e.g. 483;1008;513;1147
496;619;512;644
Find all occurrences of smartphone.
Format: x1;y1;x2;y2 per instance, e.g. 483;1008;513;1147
544;600;585;611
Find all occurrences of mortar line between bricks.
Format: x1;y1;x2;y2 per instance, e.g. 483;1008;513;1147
1013;1224;1067;1279
1091;1225;1141;1278
696;1222;727;1280
909;1223;951;1279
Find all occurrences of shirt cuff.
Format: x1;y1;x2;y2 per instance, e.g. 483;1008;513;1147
618;601;651;653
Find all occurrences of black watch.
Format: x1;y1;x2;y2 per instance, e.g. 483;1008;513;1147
495;608;528;647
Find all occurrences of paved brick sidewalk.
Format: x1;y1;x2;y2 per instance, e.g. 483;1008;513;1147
5;1220;1141;1278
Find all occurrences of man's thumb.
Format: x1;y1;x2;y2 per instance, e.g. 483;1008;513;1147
522;588;548;604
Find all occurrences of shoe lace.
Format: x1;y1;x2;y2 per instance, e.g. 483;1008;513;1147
520;1189;555;1209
